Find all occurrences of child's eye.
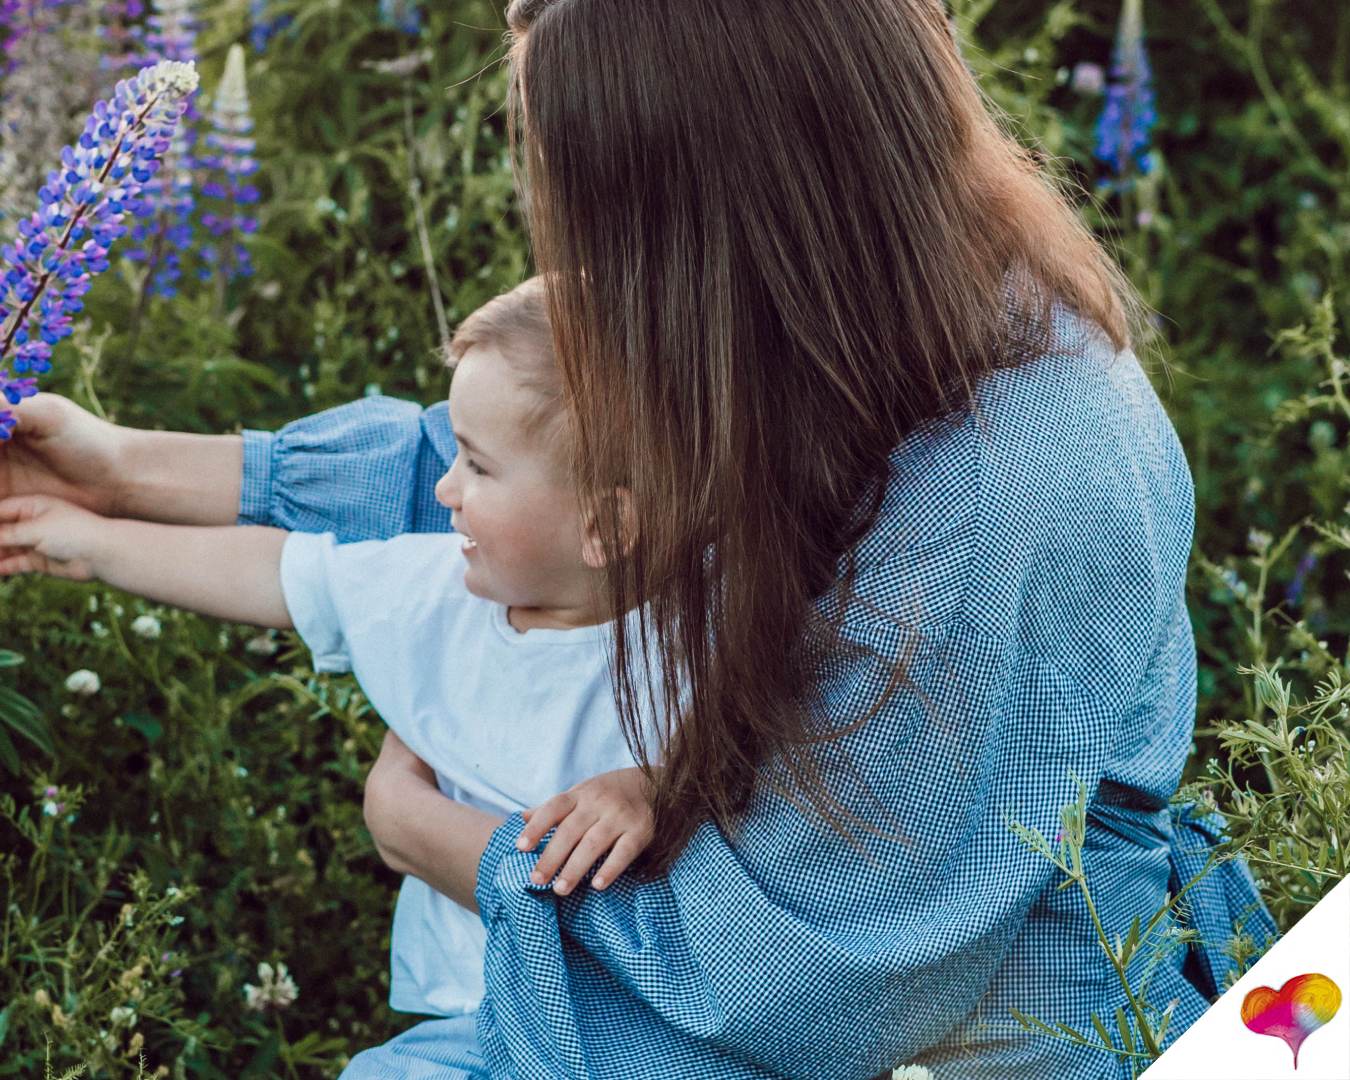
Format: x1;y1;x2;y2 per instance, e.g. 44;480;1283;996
467;459;487;476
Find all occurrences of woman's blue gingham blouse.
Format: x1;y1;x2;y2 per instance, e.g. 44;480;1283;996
240;318;1273;1080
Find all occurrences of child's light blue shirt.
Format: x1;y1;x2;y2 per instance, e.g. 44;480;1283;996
280;531;643;1017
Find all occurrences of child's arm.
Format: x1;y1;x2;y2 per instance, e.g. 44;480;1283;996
517;766;656;895
0;494;292;629
363;729;504;912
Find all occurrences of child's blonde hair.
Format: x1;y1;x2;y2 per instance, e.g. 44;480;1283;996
446;276;565;445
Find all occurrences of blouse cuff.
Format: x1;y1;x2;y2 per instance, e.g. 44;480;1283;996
238;428;277;526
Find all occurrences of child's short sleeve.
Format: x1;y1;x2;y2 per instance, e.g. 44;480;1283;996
279;531;356;673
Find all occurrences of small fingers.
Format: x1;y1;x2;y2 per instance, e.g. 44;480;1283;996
530;809;595;886
592;832;647;890
0;551;39;576
516;791;577;852
554;825;620;896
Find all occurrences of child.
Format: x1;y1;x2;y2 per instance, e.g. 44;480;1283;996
0;277;657;1066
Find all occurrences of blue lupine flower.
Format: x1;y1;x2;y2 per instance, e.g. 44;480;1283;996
143;0;194;65
1286;551;1318;608
1094;0;1156;180
125;0;198;297
378;0;421;35
0;60;198;436
249;0;291;52
197;44;259;285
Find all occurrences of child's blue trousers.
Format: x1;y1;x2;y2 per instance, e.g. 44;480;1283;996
338;1013;487;1080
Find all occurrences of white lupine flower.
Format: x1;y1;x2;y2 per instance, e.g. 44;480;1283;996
64;669;101;695
242;962;298;1012
131;614;162;639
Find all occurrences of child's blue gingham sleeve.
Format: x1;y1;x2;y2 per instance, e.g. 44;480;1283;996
237;396;456;539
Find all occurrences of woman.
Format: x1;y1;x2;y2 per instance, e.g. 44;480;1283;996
2;1;1270;1076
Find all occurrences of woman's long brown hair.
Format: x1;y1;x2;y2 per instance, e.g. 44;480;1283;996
505;0;1140;870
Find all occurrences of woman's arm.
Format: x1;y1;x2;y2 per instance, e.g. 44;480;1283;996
0;394;242;525
364;729;503;911
1;393;455;539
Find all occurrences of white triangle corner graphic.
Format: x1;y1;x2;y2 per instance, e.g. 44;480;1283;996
1142;874;1349;1080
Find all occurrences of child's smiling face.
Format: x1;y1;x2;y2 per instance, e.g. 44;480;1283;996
434;344;605;630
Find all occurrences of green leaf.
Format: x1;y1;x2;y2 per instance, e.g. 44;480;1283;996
1091;1012;1115;1050
240;1031;281;1079
123;713;163;743
1116;1007;1136;1056
0;726;19;776
1122;915;1141;967
0;685;52;756
0;650;24;667
1053;1022;1090;1044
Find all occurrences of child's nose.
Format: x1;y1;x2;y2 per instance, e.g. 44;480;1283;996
434;465;459;510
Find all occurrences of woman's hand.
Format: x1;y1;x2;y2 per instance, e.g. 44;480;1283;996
0;396;128;515
363;729;504;912
518;767;655;895
0;394;243;526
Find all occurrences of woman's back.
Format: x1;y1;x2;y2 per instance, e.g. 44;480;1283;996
471;315;1222;1080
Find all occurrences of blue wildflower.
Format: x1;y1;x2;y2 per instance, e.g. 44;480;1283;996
378;0;421;35
125;0;199;298
198;44;259;285
1094;0;1156;180
249;0;291;52
1286;551;1318;608
0;60;199;436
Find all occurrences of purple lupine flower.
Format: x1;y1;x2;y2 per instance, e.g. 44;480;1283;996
378;0;421;35
97;0;147;74
1094;0;1156;181
1;0;71;77
197;44;258;285
1286;551;1318;608
125;0;197;298
142;0;193;66
0;60;199;436
249;0;290;53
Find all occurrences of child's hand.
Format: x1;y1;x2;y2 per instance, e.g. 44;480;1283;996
518;766;655;895
0;494;110;580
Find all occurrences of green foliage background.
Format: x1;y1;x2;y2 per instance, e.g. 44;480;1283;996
1;0;1348;1075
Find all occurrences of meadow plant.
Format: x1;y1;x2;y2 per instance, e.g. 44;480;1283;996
0;58;199;435
124;0;198;301
197;42;258;293
1094;0;1157;184
248;0;289;53
377;0;420;36
0;0;103;239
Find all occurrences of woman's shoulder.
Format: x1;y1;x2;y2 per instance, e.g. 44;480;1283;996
856;312;1194;637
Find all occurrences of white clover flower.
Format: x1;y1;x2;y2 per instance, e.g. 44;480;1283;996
131;614;163;639
892;1068;933;1080
242;962;298;1013
245;631;279;656
65;669;101;695
109;1005;137;1027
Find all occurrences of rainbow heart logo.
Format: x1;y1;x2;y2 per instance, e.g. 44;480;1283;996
1240;973;1342;1069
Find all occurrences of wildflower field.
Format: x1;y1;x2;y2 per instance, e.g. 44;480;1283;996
0;0;1347;1076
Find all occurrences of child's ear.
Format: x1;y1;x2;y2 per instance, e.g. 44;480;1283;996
581;487;635;569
